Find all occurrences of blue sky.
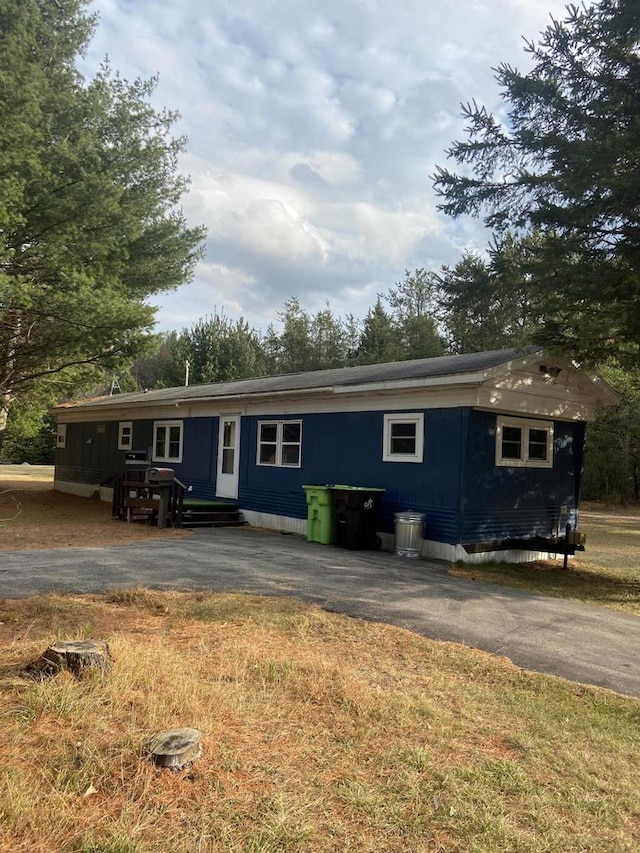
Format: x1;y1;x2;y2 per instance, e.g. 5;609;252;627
82;0;569;333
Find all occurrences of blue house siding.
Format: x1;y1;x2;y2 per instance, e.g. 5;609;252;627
55;403;586;552
177;418;218;498
237;408;464;541
132;417;219;500
460;411;584;544
56;417;220;495
56;420;131;486
53;348;611;562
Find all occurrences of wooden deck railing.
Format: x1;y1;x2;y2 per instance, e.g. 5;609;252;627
112;471;185;528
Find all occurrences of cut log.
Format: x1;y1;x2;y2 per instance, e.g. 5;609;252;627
147;727;203;769
29;640;112;678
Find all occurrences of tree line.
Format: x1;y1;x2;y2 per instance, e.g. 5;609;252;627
2;0;638;502
10;258;638;504
130;238;569;392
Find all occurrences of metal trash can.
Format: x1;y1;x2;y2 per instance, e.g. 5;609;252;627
394;511;425;558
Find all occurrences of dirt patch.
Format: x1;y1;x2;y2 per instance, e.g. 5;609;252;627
0;464;190;551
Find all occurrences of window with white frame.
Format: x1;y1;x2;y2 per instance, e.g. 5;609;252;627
257;420;302;467
496;416;554;468
153;420;183;463
383;413;424;463
56;424;67;449
118;421;133;451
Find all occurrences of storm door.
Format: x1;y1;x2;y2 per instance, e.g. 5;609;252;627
216;415;241;499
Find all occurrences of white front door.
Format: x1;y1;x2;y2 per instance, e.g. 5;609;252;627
216;415;240;499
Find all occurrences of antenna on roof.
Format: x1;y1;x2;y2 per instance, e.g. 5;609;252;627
109;378;121;396
185;359;190;387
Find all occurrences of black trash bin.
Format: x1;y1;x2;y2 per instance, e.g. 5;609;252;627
330;485;385;550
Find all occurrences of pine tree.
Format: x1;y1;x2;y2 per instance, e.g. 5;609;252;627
0;0;205;442
434;0;640;363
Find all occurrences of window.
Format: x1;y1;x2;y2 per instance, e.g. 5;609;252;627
383;413;424;463
496;416;554;468
56;424;67;449
118;421;133;451
257;420;302;467
153;420;183;463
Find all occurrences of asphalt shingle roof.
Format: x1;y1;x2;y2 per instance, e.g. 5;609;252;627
58;347;542;411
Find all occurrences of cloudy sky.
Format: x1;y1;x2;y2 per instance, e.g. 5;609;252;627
81;0;569;334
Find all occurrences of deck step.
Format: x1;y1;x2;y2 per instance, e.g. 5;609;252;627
178;500;246;529
111;474;246;529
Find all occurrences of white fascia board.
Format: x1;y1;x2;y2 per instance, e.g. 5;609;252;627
54;378;479;421
56;386;482;422
53;386;336;421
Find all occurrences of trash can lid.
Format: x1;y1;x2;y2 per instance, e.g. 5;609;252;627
394;511;426;521
330;484;385;492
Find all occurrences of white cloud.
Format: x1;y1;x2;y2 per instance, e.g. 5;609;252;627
83;0;570;333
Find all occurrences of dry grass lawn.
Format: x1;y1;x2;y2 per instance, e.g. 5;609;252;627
0;465;189;550
451;504;640;615
0;591;638;853
0;468;639;850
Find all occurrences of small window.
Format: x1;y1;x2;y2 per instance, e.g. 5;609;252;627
118;421;133;451
257;420;302;468
56;424;67;449
153;420;183;463
383;413;424;463
496;416;554;468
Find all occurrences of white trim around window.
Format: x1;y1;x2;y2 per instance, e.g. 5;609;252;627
257;420;302;468
118;421;133;451
383;413;424;463
152;420;183;463
56;423;67;449
496;416;554;468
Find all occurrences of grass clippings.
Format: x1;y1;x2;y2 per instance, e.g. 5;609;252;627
450;506;640;615
0;590;638;853
0;465;189;551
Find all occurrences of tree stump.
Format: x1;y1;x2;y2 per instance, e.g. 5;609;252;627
146;728;203;770
29;640;112;678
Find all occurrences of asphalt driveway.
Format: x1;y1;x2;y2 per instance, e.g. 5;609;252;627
2;526;639;698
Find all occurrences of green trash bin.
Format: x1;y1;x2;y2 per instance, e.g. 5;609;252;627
302;485;334;544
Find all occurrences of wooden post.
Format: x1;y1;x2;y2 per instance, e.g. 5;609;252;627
157;487;170;528
563;522;571;570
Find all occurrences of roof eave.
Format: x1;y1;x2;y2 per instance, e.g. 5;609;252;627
53;384;338;415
